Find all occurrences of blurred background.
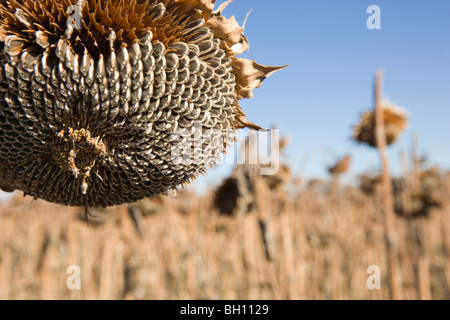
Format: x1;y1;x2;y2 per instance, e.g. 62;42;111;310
0;0;449;300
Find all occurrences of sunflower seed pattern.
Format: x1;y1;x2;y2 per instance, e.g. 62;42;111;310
0;0;285;207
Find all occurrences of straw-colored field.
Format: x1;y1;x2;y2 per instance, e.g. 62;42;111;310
1;170;449;300
0;0;447;302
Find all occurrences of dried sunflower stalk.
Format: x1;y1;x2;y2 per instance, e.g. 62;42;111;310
0;0;285;207
353;100;408;147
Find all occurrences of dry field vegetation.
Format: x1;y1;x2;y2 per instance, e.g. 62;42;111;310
0;0;446;301
0;163;449;300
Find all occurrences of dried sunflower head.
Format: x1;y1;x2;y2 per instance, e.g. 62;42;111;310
353;101;408;147
358;173;382;195
0;0;285;207
328;155;350;176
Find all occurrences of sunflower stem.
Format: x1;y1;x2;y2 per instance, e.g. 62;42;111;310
374;70;402;300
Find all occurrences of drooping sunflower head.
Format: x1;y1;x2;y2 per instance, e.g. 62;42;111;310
353;101;408;148
0;0;285;207
328;155;351;176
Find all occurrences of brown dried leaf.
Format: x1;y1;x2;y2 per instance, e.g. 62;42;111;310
231;57;287;99
207;15;243;49
227;34;249;56
233;108;263;130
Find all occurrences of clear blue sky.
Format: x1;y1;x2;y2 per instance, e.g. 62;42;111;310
195;0;450;192
1;0;449;199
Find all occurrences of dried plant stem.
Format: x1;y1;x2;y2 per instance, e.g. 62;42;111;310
400;150;412;216
2;176;450;299
253;168;280;299
418;257;432;300
374;71;402;300
411;134;421;197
